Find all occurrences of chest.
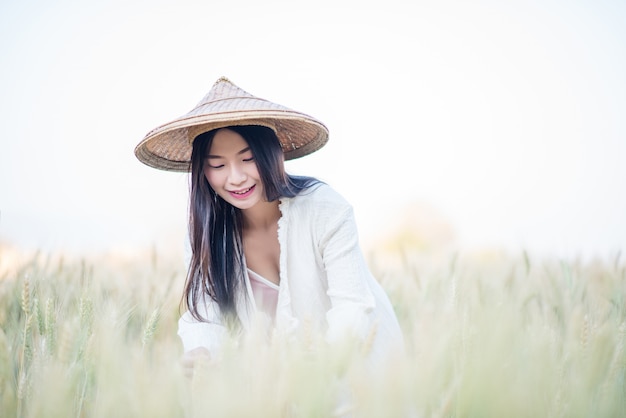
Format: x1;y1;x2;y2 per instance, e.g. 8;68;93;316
242;225;280;285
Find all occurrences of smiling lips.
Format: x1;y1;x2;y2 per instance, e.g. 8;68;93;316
229;184;256;199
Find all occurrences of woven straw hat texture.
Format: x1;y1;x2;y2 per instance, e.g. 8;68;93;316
134;77;329;172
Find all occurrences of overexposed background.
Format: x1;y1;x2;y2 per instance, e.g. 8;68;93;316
1;0;624;261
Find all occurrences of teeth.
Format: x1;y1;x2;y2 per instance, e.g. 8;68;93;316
234;187;251;194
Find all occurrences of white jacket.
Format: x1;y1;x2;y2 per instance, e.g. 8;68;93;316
178;184;404;361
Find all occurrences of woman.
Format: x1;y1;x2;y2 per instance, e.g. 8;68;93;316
135;77;403;373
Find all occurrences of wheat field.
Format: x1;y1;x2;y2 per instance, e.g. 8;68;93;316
1;242;624;417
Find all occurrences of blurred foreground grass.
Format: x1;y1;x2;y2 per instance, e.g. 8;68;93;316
1;242;625;417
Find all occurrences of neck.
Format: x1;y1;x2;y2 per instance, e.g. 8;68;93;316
241;200;281;230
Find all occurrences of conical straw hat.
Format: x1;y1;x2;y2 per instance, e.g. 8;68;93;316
135;77;329;171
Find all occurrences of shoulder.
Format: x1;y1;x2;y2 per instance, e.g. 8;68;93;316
282;183;354;228
290;183;351;211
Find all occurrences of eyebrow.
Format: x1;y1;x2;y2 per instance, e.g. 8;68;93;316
206;147;251;159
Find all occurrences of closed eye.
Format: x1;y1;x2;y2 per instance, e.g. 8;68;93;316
205;160;224;169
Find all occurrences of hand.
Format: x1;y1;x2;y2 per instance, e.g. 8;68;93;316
180;347;211;379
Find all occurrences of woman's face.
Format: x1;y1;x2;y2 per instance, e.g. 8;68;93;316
203;129;265;210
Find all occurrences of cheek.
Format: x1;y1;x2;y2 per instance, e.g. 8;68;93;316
250;165;262;181
203;168;219;189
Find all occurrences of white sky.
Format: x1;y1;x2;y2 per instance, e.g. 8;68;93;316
1;0;625;261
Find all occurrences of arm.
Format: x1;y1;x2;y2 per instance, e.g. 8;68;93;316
177;298;228;354
319;206;377;344
177;300;228;377
179;234;229;355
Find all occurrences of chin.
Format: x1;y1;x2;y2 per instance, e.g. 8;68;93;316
230;199;260;210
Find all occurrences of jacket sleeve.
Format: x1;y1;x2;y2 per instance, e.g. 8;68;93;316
177;299;228;354
319;205;377;343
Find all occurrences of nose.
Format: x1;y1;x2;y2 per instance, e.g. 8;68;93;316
227;163;247;185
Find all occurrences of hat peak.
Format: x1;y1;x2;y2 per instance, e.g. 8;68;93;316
213;76;233;86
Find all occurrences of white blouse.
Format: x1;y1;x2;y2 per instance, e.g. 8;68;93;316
178;184;404;362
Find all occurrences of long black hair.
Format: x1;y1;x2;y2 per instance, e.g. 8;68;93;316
183;125;320;325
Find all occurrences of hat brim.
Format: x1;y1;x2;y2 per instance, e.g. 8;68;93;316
135;109;328;172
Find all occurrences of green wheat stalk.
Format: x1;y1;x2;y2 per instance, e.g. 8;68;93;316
142;307;161;348
45;298;56;356
33;297;45;336
17;276;32;418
